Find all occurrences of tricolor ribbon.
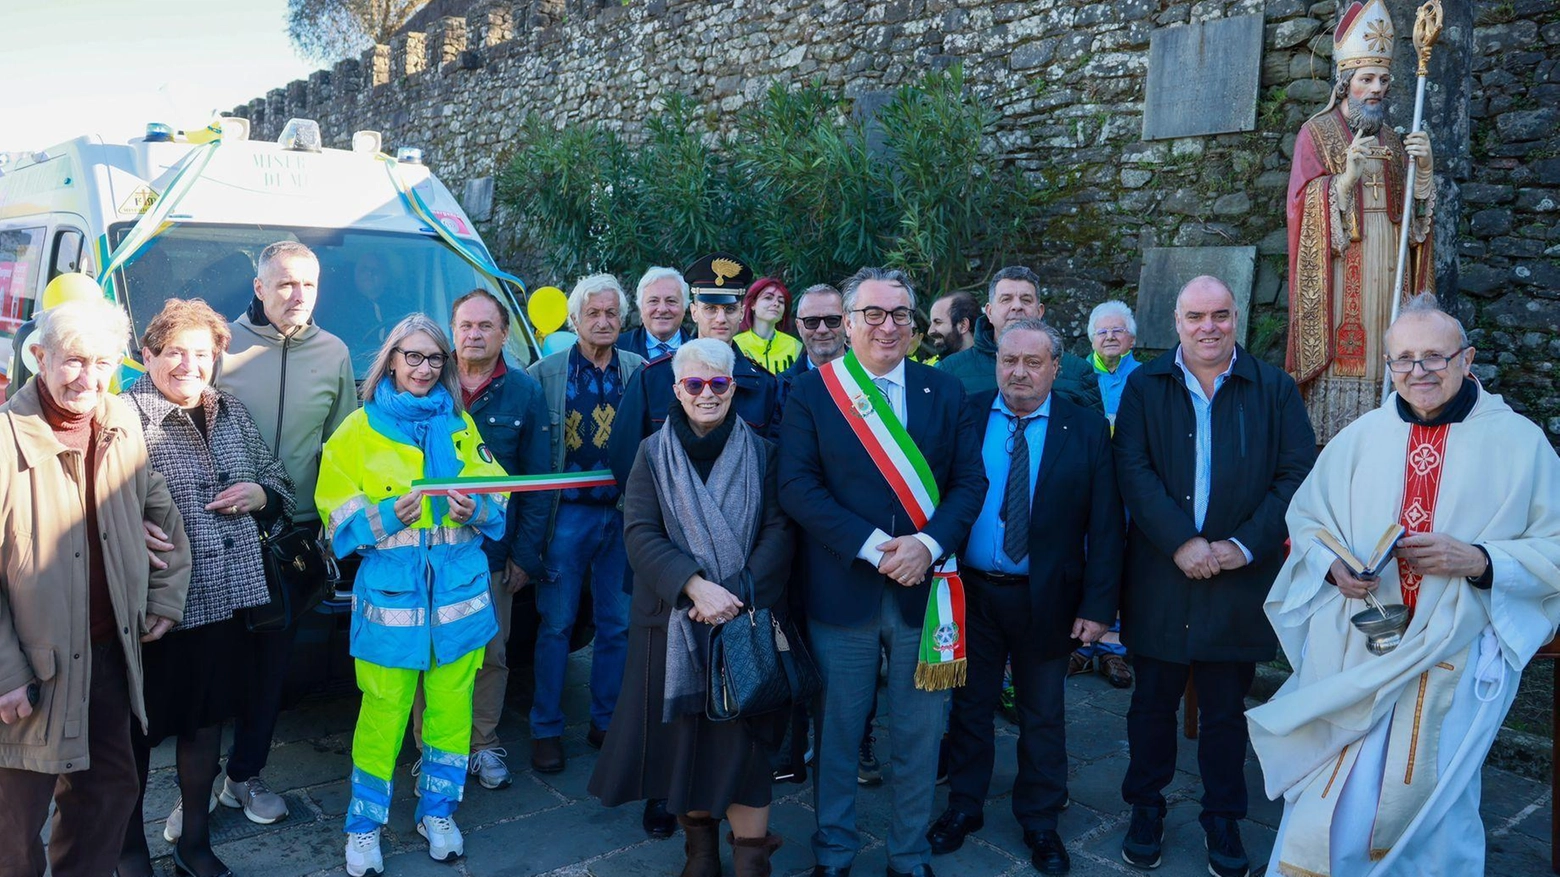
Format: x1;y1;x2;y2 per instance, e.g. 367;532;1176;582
411;470;615;496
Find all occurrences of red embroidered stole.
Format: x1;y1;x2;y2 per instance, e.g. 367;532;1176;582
1395;424;1450;612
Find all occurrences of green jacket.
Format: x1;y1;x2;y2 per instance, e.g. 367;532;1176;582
935;315;1103;413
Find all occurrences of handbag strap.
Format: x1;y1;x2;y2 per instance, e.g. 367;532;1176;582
771;616;807;699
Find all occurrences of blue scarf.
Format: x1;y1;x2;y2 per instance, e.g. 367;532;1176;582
364;378;464;521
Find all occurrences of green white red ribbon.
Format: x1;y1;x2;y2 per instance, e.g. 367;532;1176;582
411;470;615;496
819;352;967;691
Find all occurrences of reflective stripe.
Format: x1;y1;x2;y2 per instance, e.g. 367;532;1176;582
378;525;480;551
422;743;468;769
353;596;426;628
419;771;464;802
366;502;388;541
435;591;491;626
327;495;369;542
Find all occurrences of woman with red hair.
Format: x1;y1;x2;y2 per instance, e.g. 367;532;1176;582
733;277;801;374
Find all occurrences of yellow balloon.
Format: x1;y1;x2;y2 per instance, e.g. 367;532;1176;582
41;272;102;310
528;286;568;335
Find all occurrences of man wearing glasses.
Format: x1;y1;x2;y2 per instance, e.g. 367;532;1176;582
779;284;847;390
1252;294;1560;876
780;267;986;877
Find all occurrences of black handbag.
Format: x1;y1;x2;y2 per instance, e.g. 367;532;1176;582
245;523;338;633
706;573;822;722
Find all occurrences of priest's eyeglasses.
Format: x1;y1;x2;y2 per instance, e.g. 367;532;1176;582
1383;347;1468;374
395;348;448;369
852;306;915;326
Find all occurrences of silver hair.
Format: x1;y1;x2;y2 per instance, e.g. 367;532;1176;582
841;266;918;314
33;298;130;359
998;317;1063;359
634;267;688;312
256;240;317;280
796;283;843;308
359;313;464;411
672;337;736;380
1391;293;1470;348
568;273;629;328
1088;300;1137;337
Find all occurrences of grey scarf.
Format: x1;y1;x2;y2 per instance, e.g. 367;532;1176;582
648;417;764;721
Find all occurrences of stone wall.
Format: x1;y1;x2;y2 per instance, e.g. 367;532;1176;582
232;0;1560;442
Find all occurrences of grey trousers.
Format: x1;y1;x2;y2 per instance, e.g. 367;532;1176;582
809;587;949;871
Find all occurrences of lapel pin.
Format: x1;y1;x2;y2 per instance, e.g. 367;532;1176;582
922;387;930;393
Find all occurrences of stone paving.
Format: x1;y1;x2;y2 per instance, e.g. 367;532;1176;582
131;650;1556;877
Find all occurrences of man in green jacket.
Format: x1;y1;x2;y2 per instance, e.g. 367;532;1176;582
936;266;1102;414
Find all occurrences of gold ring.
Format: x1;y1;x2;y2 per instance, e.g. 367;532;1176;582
230;505;239;514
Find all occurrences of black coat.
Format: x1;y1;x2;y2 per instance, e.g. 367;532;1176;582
616;326;692;361
779;360;987;629
1112;345;1316;663
966;390;1124;660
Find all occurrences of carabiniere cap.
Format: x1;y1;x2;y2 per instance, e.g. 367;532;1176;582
683;252;753;305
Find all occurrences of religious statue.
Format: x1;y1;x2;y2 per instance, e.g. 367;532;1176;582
1285;0;1437;443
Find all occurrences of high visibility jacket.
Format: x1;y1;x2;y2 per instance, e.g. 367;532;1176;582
316;407;507;670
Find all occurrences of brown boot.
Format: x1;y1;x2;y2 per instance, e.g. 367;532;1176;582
729;832;783;877
677;815;722;877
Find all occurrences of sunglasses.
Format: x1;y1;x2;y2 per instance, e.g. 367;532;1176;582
799;315;844;330
679;376;734;396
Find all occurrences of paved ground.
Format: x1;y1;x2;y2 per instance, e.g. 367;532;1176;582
131;650;1556;877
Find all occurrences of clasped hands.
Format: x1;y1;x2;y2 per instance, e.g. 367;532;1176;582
684;574;744;625
1329;532;1487;600
876;535;934;587
1174;536;1248;580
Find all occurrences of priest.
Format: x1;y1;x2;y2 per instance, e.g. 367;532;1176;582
1249;295;1560;876
1285;0;1436;442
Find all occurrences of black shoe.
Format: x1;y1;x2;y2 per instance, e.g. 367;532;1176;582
886;866;934;877
586;725;608;750
530;736;565;773
1204;816;1250;877
926;808;984;855
1121;804;1163;869
642;797;677;839
171;847;234;877
857;734;882;785
812;868;851;877
1024;829;1070;875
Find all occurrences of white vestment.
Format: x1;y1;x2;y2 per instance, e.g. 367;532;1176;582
1247;389;1560;877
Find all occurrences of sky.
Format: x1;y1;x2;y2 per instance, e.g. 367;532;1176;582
3;0;317;152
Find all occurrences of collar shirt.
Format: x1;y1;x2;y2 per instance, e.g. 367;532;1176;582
967;393;1051;575
1174;344;1252;562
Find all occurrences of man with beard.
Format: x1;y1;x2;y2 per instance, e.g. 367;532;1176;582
1286;0;1436;443
618;267;692;360
927;292;978;359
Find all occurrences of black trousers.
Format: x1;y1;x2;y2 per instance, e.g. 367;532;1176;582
1121;655;1255;824
226;623;297;781
945;570;1068;831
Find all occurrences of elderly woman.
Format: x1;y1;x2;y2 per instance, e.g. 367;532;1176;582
589;338;792;877
315;314;506;876
0;297;191;877
112;299;294;877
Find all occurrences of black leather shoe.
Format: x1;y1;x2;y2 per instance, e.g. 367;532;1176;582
586;725;608;750
1024;829;1071;875
530;736;564;773
926;807;984;854
812;868;851;877
641;797;676;838
886;865;935;877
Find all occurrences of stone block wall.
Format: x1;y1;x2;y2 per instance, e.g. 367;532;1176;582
231;0;1560;442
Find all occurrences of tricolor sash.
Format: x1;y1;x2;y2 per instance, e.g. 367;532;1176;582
818;352;967;691
411;469;615;496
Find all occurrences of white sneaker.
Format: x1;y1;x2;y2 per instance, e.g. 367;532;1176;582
345;828;384;877
470;748;512;790
219;774;288;824
162;791;218;843
418;814;464;861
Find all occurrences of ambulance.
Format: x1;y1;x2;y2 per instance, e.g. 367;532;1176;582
0;117;540;696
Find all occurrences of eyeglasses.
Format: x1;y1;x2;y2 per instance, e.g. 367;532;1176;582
852;306;915;326
1384;347;1468;374
1093;327;1131;338
395;348;448;369
799;315;844;330
678;376;734;396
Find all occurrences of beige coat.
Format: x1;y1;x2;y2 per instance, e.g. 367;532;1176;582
0;382;191;774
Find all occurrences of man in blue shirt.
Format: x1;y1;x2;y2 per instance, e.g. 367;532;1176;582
927;319;1123;875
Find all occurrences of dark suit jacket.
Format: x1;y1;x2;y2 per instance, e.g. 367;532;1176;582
967;389;1124;660
779;360;987;629
616;326;692;360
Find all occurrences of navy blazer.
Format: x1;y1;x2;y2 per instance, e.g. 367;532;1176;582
779;360;987;629
967;389;1124;659
616;326;691;361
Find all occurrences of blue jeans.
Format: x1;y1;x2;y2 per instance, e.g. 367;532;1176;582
530;502;629;738
810;588;949;872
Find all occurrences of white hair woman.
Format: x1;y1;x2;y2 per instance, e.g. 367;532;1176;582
589;338;792;877
316;314;509;873
1086;299;1141;422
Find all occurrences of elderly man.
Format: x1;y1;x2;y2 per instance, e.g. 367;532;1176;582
526;274;645;776
927;291;978;358
1114;276;1315;877
779;283;847;389
215;240;356;825
1249;296;1560;876
936;266;1101;412
618;267;692;360
928;319;1123;875
781;266;986;877
408;289;550;791
1286;0;1435;442
0;298;191;877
